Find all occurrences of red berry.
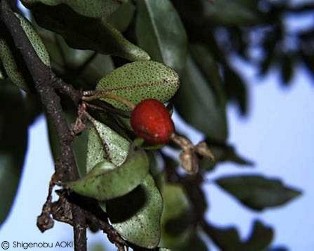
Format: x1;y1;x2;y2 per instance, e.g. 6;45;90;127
131;99;175;145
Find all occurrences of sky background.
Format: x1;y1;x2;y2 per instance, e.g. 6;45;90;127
0;58;313;251
204;62;314;250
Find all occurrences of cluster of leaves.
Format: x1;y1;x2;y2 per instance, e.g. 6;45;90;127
0;0;311;250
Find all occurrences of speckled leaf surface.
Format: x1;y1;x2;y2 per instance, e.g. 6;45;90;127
85;127;105;174
106;174;163;248
71;116;130;177
21;0;126;19
15;13;50;66
87;117;130;170
96;61;179;110
67;146;149;201
0;14;50;91
0;38;29;91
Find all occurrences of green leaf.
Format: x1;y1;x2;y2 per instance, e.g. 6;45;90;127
47;111;90;178
0;66;4;79
87;117;130;169
224;67;249;116
135;0;188;71
199;142;253;172
280;53;295;86
208;141;253;167
159;183;194;249
108;1;135;32
204;223;241;251
46;114;61;164
36;28;115;89
105;174;163;248
96;61;179;110
0;37;29;91
84;127;104;174
28;3;150;61
174;55;228;141
72;127;89;178
216;175;302;211
203;220;273;251
259;27;282;76
0;80;28;226
31;28;65;71
21;0;126;19
203;0;260;26
62;114;129;177
190;43;226;106
244;220;273;250
78;54;114;87
67;146;149;201
0;13;50;91
15;13;50;66
46;111;84;173
179;233;208;251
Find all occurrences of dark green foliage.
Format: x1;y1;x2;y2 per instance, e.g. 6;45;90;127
216;175;301;211
203;220;274;251
105;174;163;248
96;61;179;110
25;2;149;61
0;0;312;250
0;80;28;226
135;0;188;71
174;55;228;141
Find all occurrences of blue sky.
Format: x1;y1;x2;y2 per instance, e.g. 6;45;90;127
205;62;314;250
169;57;314;250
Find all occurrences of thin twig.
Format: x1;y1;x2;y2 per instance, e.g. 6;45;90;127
83;90;136;110
0;2;127;250
0;1;86;250
84;100;131;118
51;75;82;105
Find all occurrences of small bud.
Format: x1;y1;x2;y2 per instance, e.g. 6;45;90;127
171;134;215;174
180;149;199;174
195;142;215;161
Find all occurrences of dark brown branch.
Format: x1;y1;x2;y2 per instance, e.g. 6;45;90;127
0;1;86;250
51;76;82;105
52;190;127;249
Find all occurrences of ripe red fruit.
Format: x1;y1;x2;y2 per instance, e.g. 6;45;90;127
131;99;175;145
